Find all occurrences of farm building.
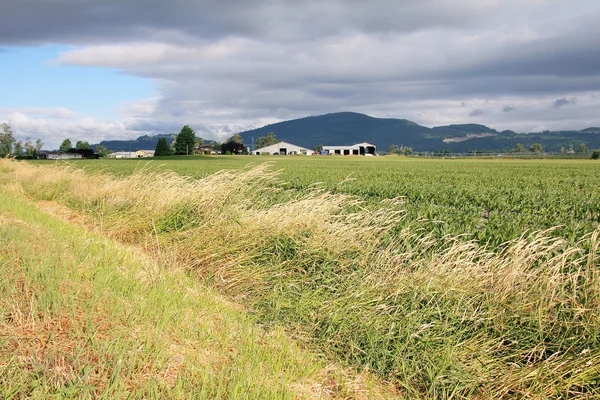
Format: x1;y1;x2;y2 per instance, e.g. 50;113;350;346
39;152;83;160
107;150;154;159
108;151;137;159
322;142;377;156
251;141;312;155
135;150;155;158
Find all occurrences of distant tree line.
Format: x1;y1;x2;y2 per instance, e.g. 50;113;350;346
0;123;44;159
388;144;413;155
153;125;249;156
511;142;590;154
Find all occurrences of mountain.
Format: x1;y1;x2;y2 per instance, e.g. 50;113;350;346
239;112;600;153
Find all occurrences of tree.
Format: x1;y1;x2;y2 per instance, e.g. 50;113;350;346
24;137;35;157
59;138;73;152
35;139;43;153
95;145;109;157
155;137;172;156
76;140;91;150
212;141;222;152
577;143;587;153
388;144;413;155
228;133;244;144
255;132;278;149
174;125;196;155
221;141;245;154
513;143;525;153
592;150;600;160
13;140;23;156
314;144;323;153
530;143;543;153
0;123;15;157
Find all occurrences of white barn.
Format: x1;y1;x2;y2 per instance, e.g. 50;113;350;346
322;142;377;156
41;152;83;160
108;151;137;159
252;141;312;155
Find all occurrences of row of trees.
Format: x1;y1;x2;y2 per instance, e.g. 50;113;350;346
155;125;204;156
155;126;250;156
512;143;589;154
388;144;414;155
0;123;44;158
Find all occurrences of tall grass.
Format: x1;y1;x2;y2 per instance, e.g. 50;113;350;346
0;186;395;399
2;159;599;398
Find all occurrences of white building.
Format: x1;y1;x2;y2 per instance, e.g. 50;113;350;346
251;141;312;155
322;142;377;156
41;152;83;160
108;151;137;159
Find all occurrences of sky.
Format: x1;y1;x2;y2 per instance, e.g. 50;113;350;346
2;0;600;149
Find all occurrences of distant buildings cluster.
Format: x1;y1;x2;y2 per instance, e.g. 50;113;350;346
251;141;377;156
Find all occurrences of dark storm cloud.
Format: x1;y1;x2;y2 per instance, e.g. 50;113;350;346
4;0;600;139
552;98;576;109
0;0;500;45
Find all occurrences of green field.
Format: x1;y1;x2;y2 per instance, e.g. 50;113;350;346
5;156;600;398
35;155;600;245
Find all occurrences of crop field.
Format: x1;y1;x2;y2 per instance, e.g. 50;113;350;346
3;156;600;398
35;155;600;245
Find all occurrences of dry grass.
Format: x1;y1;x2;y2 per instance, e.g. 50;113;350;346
0;186;399;399
1;158;599;398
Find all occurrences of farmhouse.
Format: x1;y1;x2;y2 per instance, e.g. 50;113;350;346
252;141;312;155
39;152;83;160
322;142;377;156
135;150;155;158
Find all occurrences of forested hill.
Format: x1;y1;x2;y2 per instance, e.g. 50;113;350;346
240;112;600;152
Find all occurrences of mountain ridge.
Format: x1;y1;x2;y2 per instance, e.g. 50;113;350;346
93;112;600;153
239;112;600;152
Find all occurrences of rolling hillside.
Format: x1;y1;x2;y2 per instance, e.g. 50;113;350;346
240;112;600;153
93;112;600;153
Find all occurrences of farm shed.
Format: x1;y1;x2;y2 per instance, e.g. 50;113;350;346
251;141;312;155
40;152;83;160
322;142;377;156
108;151;137;159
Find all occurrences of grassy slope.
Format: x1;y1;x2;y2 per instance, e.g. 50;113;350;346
0;187;393;399
5;159;600;398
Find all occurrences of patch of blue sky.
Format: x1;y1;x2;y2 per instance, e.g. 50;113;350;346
0;45;154;119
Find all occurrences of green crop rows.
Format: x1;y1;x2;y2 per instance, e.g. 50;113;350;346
34;156;600;246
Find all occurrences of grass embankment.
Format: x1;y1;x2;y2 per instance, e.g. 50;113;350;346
0;186;393;398
2;159;600;398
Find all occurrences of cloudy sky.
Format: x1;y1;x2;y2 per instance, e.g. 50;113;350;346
2;0;600;148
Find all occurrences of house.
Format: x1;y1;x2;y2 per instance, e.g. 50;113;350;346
107;151;137;159
39;152;83;160
251;141;312;155
322;142;377;156
135;150;155;158
198;146;218;154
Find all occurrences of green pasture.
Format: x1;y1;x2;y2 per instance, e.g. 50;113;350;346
33;155;600;245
